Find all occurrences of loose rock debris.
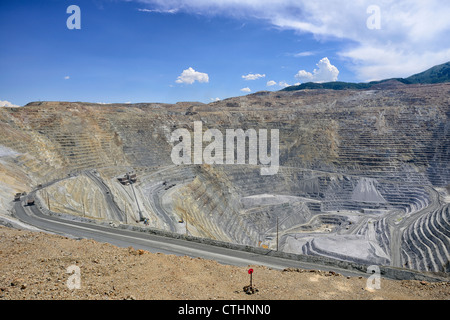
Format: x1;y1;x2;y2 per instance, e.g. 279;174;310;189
0;226;449;300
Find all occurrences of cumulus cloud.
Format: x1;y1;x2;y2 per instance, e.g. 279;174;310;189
295;57;339;83
64;76;70;80
242;73;265;80
176;67;209;84
267;80;292;88
278;81;290;88
240;87;251;92
0;100;20;108
131;0;450;81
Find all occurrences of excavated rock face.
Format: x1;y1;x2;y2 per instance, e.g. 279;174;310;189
0;83;449;272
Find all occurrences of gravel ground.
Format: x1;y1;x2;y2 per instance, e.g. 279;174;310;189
0;226;449;300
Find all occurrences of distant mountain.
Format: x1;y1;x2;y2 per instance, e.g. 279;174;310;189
282;61;450;91
405;61;450;84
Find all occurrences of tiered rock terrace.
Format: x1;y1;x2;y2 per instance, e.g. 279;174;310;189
0;83;448;273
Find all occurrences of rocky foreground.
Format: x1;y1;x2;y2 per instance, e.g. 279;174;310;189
0;226;448;300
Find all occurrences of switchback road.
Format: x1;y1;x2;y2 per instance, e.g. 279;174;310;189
13;194;369;278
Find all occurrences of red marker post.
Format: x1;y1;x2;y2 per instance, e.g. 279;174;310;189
243;268;257;294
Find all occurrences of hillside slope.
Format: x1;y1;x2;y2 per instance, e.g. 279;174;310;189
283;61;450;91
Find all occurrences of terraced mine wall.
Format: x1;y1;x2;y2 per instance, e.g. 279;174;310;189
0;83;449;273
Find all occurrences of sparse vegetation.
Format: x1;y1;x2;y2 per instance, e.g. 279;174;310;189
282;61;450;91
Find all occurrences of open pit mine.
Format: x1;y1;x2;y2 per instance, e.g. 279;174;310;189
0;82;449;274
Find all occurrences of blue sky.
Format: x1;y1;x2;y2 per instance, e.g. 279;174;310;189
1;0;449;106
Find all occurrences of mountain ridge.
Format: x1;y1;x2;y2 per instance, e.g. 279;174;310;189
282;61;450;92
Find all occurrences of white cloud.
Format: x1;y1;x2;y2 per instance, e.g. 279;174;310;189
0;100;20;108
293;51;315;57
138;8;179;14
210;97;221;101
267;80;292;88
278;81;290;88
240;87;251;92
242;73;265;80
176;67;209;84
295;57;339;83
64;76;70;80
295;70;313;81
342;45;450;82
131;0;450;81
